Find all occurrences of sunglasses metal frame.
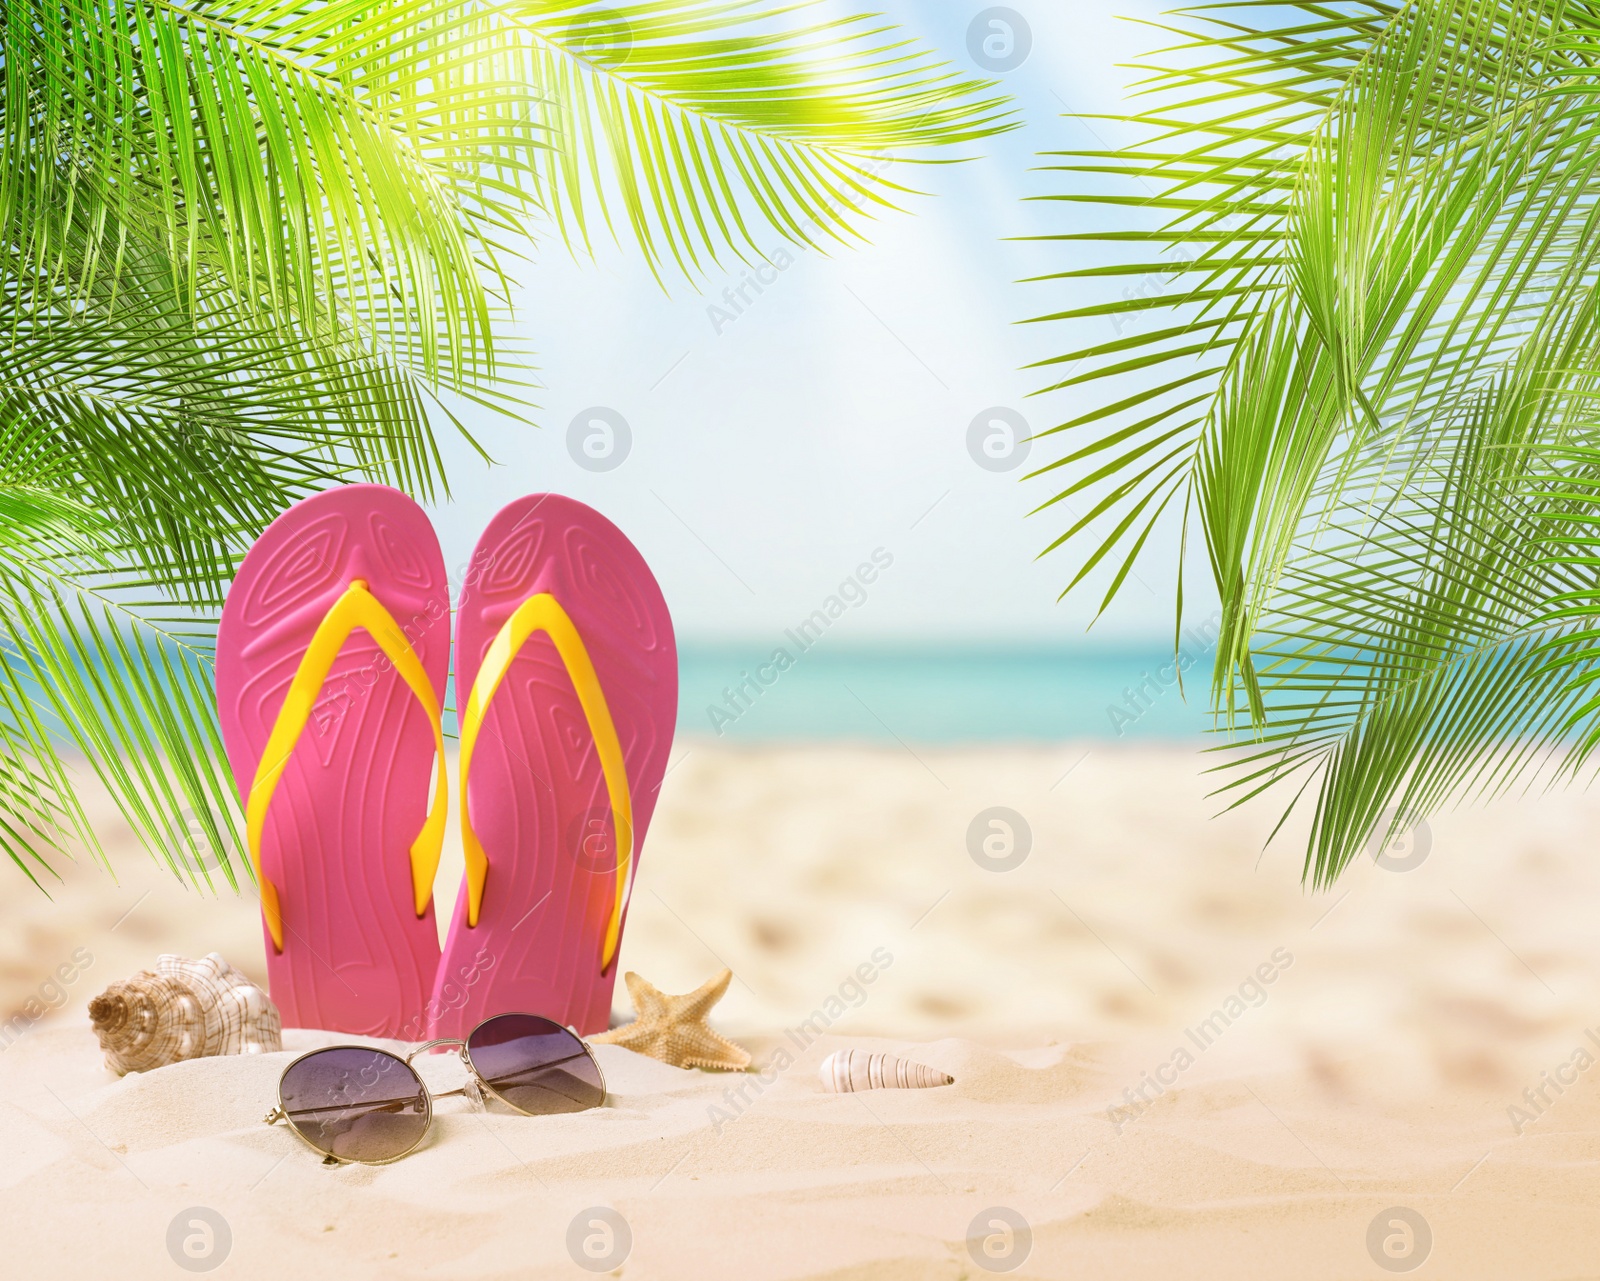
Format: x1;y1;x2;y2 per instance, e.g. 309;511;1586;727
263;1013;607;1166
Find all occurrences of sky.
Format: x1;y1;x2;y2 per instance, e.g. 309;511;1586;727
424;0;1204;648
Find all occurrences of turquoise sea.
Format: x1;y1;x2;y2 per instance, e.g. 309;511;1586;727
674;643;1218;742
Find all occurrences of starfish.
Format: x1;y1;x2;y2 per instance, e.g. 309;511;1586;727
591;969;751;1071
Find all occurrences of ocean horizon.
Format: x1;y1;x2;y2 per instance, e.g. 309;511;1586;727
672;638;1222;742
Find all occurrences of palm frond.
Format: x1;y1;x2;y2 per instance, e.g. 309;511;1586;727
0;566;243;891
4;0;552;380
513;0;1016;279
1029;1;1600;879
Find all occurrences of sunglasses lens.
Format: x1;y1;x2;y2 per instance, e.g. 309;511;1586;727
278;1047;429;1163
466;1013;605;1116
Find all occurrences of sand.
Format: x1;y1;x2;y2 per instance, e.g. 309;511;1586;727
4;741;1600;1277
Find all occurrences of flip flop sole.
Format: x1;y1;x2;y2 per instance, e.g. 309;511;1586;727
217;485;448;1036
430;495;677;1037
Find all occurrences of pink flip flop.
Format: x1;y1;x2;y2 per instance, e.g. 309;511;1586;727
217;485;450;1036
429;494;677;1038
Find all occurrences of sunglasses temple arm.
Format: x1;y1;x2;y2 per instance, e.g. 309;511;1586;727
406;1038;466;1064
483;1049;594;1083
264;1098;422;1123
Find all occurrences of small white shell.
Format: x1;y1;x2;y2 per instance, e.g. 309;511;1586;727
819;1049;952;1092
88;953;280;1075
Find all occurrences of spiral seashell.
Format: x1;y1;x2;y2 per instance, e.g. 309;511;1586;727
88;953;280;1075
819;1049;953;1093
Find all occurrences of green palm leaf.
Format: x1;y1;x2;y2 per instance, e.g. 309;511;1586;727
1028;1;1600;881
514;0;1015;277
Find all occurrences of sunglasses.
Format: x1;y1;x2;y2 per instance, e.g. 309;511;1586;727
262;1012;606;1164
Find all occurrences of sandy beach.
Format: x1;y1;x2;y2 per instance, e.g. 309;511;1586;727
4;741;1600;1277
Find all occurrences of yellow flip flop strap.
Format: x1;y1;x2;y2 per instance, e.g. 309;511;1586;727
459;593;633;971
246;580;448;953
